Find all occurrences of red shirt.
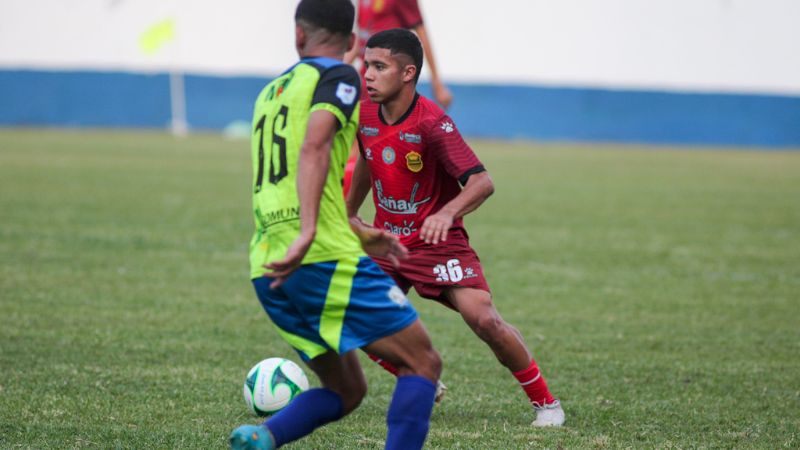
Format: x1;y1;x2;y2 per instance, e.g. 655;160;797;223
357;0;424;67
358;94;484;248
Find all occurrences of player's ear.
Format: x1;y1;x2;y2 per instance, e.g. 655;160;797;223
346;32;355;53
402;64;417;84
295;24;307;54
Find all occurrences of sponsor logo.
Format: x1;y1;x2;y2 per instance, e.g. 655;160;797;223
365;147;373;160
255;206;300;229
360;126;379;136
405;151;423;173
383;220;418;237
382;146;396;164
375;180;431;215
336;82;356;105
440;121;454;133
387;285;409;307
398;131;422;144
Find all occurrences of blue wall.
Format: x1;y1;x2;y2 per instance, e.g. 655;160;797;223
2;69;799;148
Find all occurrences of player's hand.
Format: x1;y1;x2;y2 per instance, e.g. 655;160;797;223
420;211;453;245
349;217;408;268
262;232;314;289
432;80;453;110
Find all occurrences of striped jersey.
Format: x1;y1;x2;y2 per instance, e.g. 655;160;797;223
249;57;364;279
357;93;485;248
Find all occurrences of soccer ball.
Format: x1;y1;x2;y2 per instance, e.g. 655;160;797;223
243;357;309;416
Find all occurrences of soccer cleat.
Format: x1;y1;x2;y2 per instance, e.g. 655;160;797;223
531;400;565;427
434;380;448;403
229;424;275;450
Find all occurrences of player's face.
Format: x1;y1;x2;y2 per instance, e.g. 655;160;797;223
363;47;415;103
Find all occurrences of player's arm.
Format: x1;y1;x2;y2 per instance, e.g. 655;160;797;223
397;0;452;108
420;114;490;245
263;110;338;287
346;144;409;266
345;140;372;219
419;170;494;245
413;24;452;109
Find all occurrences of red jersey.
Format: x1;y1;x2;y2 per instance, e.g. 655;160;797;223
358;94;485;248
357;0;424;68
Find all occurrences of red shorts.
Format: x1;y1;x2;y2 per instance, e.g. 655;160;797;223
372;237;491;306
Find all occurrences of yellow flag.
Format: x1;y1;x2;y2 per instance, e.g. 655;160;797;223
139;18;175;55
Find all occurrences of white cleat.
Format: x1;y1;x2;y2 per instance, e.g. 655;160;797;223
532;400;565;427
434;380;448;403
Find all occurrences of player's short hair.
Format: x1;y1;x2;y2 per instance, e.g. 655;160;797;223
295;0;355;37
366;28;424;83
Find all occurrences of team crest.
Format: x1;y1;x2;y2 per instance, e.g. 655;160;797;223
382;147;396;164
405;151;423;172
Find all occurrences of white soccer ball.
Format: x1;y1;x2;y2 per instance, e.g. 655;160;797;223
243;357;310;416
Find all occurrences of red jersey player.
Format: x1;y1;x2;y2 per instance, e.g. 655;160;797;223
342;0;453;196
346;0;452;108
346;29;566;427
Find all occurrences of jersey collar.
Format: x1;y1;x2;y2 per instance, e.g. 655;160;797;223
379;92;420;126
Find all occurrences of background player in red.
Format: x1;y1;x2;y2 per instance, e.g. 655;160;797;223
346;0;452;109
342;0;452;196
346;28;566;427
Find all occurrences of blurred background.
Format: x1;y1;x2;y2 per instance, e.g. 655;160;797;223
2;0;799;147
2;1;800;448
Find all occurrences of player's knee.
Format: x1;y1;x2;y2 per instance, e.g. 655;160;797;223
403;345;441;382
425;347;442;380
335;378;368;415
413;346;441;382
471;313;505;343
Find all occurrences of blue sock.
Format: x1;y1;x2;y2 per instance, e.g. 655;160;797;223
263;388;343;447
385;375;436;450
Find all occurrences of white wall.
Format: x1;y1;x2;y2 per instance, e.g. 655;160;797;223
1;0;799;95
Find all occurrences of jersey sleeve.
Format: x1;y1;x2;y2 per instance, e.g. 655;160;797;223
397;0;424;28
427;114;485;185
311;65;361;129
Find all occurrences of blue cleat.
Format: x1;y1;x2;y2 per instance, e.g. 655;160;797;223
229;424;275;450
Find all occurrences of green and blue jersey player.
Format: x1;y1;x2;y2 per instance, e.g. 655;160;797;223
229;1;442;449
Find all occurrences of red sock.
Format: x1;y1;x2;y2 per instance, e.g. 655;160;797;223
512;359;556;407
368;353;399;376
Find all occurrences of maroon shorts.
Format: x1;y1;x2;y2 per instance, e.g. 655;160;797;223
372;237;491;306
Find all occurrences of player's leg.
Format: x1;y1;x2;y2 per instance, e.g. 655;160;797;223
317;256;441;449
362;319;442;450
230;350;367;450
361;256;449;401
445;287;530;370
231;265;370;450
445;287;565;426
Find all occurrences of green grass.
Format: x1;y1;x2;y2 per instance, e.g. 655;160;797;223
1;129;798;449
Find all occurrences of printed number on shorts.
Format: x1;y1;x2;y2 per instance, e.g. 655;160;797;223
433;259;463;282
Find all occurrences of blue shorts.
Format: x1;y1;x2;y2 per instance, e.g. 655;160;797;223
252;256;418;361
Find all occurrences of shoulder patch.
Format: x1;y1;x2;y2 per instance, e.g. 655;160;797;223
336;82;357;105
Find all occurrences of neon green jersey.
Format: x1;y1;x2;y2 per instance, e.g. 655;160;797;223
249;57;364;279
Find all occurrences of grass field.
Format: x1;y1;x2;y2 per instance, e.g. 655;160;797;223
1;129;798;449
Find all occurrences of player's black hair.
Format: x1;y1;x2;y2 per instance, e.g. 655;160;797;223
294;0;355;37
366;28;424;83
